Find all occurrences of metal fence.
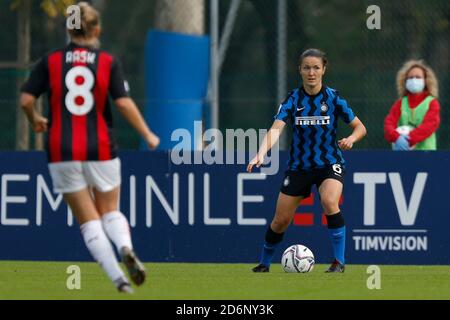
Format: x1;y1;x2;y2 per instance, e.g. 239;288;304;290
0;0;448;150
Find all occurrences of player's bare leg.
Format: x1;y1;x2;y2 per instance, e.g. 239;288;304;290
253;192;303;272
318;179;342;215
319;179;346;272
94;187;146;286
64;188;101;225
64;188;133;292
271;192;304;233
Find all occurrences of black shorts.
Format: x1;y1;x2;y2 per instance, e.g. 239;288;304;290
280;164;345;197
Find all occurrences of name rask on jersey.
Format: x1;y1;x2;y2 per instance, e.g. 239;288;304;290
66;51;96;64
295;116;330;126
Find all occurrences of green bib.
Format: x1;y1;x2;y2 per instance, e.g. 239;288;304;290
399;95;436;150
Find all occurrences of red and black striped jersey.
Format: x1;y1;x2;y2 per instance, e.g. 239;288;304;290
21;42;129;163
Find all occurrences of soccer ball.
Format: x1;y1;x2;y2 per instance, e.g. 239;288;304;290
392;125;415;150
281;244;315;273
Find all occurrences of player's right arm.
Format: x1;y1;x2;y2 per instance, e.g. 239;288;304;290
20;57;49;132
247;91;294;172
247;119;286;172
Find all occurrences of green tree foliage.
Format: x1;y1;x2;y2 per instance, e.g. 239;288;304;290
0;0;448;150
11;0;75;17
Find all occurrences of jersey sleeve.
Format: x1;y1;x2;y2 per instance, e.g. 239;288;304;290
334;93;355;124
20;57;49;98
109;57;130;100
274;91;294;124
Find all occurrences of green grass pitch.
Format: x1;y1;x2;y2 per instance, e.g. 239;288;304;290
0;261;449;300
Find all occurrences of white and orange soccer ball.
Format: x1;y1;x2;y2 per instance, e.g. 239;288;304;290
281;244;315;273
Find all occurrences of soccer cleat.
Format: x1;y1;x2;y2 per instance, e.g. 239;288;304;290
252;264;270;273
120;247;146;286
325;259;345;273
117;282;134;293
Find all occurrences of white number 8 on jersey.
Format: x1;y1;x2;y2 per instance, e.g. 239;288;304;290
65;66;95;116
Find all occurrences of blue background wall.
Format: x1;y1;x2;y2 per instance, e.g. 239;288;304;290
0;151;449;264
143;31;210;150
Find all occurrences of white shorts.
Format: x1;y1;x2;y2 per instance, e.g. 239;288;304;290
48;158;121;194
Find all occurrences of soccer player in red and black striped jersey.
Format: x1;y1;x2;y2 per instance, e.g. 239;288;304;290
20;2;159;293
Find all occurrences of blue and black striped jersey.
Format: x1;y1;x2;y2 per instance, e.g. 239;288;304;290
275;86;355;171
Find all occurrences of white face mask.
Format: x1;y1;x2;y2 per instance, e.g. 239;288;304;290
405;78;425;94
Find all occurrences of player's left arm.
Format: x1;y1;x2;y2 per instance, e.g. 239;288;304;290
335;93;366;150
338;117;367;150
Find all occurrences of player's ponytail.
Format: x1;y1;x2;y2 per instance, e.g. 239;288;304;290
67;2;100;41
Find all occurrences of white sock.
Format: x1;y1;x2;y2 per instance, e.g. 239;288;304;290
101;211;133;252
80;220;126;285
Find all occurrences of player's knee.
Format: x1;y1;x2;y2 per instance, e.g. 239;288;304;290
96;203;117;215
321;196;339;213
272;215;291;231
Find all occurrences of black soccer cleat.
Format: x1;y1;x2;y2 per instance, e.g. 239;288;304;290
252;264;270;273
325;259;345;273
117;281;134;293
120;247;146;286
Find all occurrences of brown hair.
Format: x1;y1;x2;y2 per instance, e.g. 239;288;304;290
396;59;439;98
67;2;100;39
298;48;328;67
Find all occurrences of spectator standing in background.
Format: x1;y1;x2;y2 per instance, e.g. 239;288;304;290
384;60;440;151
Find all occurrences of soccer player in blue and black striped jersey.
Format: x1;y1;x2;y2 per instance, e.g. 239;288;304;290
247;48;367;273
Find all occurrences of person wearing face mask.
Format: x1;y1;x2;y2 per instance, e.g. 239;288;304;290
384;60;441;150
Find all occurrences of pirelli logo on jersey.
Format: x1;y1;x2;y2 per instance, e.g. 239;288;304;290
295;116;330;126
